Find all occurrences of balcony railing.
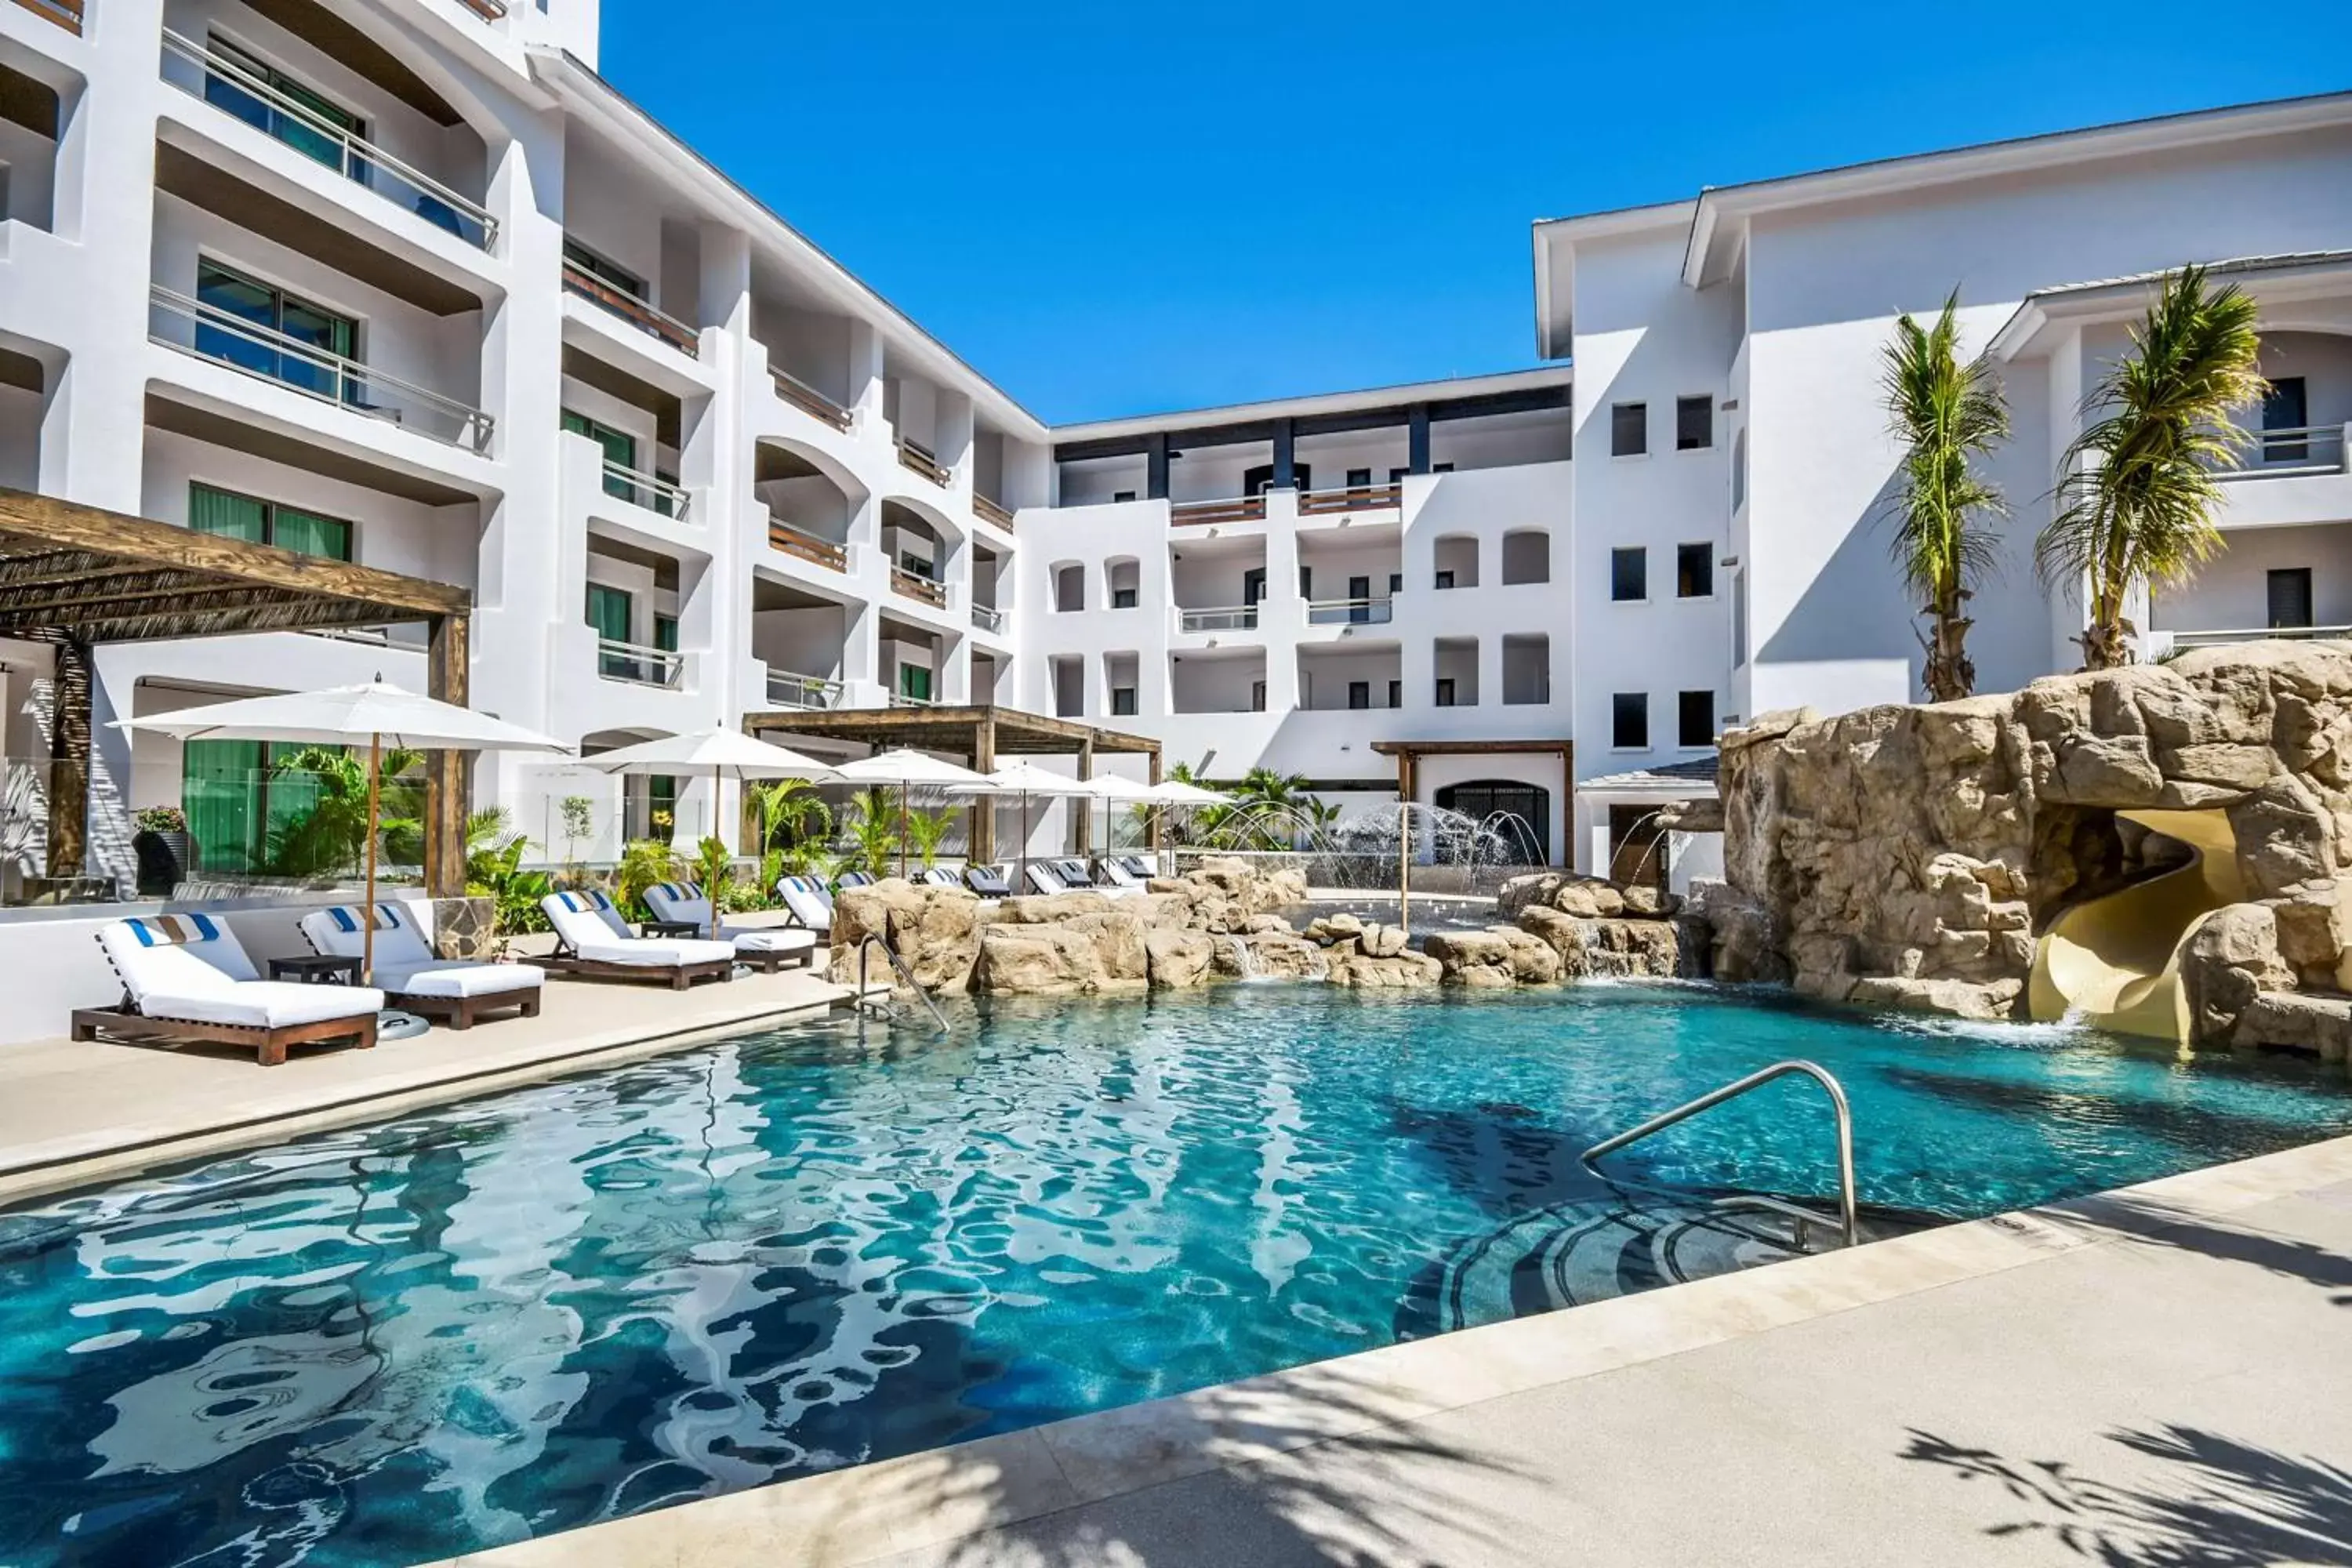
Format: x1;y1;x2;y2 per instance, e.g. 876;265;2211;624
1306;597;1395;626
150;285;495;452
2225;425;2349;476
2151;625;2352;657
896;438;951;487
454;0;506;19
1171;494;1266;527
771;368;852;431
599;461;690;521
1298;482;1403;516
561;260;699;358
890;692;940;710
891;566;948;608
1178;604;1260;633
767;669;844;710
597;638;684;688
768;518;848;572
161;32;497;251
11;0;83;34
972;493;1014;529
971;602;1007;633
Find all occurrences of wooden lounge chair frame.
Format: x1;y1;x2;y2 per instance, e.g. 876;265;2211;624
397;989;543;1030
71;997;377;1067
525;931;736;991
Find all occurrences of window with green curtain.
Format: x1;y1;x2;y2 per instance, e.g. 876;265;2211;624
269;504;350;561
898;664;932;701
182;738;263;874
188;484;352;561
653;615;678;653
586;583;633;642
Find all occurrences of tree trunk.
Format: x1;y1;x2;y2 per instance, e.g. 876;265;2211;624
2078;616;2133;671
1920;590;1975;704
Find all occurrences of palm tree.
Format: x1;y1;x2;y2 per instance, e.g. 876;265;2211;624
2035;264;2267;670
1880;289;2008;701
750;776;831;852
1227;768;1323;851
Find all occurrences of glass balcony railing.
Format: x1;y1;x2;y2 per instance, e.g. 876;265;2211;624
597;461;691;521
596;638;684;688
160;32;497;251
1305;597;1395;626
1178;604;1259;633
767;670;844;710
971;603;1007;633
149;285;495;451
2228;424;2349;475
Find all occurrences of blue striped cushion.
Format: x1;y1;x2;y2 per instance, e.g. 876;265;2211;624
126;913;221;948
328;904;404;934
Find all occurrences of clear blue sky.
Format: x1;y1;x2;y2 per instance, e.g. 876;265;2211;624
598;0;2339;426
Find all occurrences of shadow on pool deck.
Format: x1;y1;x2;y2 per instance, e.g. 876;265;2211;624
2052;1189;2352;1305
1902;1424;2352;1566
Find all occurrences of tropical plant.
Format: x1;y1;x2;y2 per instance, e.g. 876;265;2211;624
1216;768;1327;851
903;805;955;869
134;805;190;835
750;777;832;852
262;744;424;878
466;815;556;937
841;789;901;878
691;835;733;911
615;837;686;920
2035;264;2268;670
1879;288;2009;701
557;794;595;869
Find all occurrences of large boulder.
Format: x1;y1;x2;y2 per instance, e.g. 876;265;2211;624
971;924;1109;996
1519;909;1686;980
1214;931;1325;981
1847;975;2023;1022
829;878;982;992
1425;927;1561;988
2180;902;2294;1044
1062;911;1151;989
1145;926;1216;988
1327;951;1443;988
2232;990;2352;1062
991;891;1116;925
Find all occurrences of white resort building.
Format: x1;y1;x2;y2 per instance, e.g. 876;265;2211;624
0;0;2348;900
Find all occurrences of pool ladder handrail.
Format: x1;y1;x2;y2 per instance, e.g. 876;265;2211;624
855;934;951;1034
1579;1060;1860;1250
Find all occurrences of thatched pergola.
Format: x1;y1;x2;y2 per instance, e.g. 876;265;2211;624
0;487;474;896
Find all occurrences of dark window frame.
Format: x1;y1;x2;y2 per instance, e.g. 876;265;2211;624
1610;546;1647;603
1610;402;1648;457
1611;691;1650;750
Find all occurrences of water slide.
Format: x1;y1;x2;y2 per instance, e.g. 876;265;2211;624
2028;809;2243;1044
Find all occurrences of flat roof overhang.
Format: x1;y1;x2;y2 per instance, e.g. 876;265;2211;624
744;703;1161;757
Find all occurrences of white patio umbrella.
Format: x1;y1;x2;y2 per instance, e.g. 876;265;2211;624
586;728;837;938
1128;777;1234;862
1084;773;1162;860
824;749;993;877
114;681;570;985
949;760;1112;891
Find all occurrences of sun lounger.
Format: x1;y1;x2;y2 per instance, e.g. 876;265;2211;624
1096;858;1145;888
964;864;1013;897
915;866;963;888
76;913;386;1066
299;903;543;1029
1116;855;1157;882
836;870;876;891
535;891;739;989
1050;858;1098;889
774;875;836;931
642;882;819;973
1023;862;1066;895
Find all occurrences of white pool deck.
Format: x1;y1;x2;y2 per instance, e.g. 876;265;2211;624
422;1131;2352;1568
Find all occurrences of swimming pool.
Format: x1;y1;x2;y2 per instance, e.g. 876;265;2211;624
4;982;2349;1567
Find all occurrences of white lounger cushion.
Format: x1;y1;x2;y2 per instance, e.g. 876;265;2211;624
543;894;736;967
774;877;834;930
374;962;543;1000
139;981;389;1030
301;903;437;969
726;927;816;955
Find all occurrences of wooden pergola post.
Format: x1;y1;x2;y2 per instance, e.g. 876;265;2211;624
1147;746;1164;853
970;714;996;863
1074;735;1095;855
45;633;91;882
424;612;470;899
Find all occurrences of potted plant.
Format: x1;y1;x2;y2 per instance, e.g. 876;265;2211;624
131;805;194;896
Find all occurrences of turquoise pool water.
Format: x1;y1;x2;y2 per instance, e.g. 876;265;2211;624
4;983;2350;1566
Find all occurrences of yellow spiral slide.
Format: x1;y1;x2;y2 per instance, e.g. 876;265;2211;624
2028;809;2243;1044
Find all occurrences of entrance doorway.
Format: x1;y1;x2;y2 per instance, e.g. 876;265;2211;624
1434;780;1550;864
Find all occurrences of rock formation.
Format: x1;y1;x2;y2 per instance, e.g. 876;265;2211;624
1494;871;1702;981
1712;641;2352;1044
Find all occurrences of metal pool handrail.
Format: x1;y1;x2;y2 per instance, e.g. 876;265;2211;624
855;934;949;1034
1579;1059;1860;1249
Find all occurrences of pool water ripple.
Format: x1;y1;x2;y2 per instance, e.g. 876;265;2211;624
2;983;2350;1566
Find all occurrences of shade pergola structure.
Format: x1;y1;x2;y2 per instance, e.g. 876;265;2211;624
739;704;1164;861
0;487;475;897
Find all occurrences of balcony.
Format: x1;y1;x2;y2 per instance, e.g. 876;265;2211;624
598;460;690;521
160;32;496;251
597;638;683;688
973;493;1014;530
773;368;851;431
767;669;844;710
2143;625;2352;659
1306;597;1395;626
1171;494;1265;527
768;517;848;572
1178;604;1259;633
562;259;698;358
891;565;948;608
11;0;80;31
1298;482;1402;517
971;602;1007;633
889;691;940;710
455;0;506;18
149;285;494;452
2232;425;2349;477
896;437;951;488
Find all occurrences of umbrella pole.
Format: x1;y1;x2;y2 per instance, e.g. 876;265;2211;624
363;731;381;988
711;763;722;940
1021;792;1032;894
898;784;909;878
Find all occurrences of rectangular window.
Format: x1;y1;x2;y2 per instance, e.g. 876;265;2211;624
1298;565;1313;598
1435;677;1457;708
1675;395;1714;451
1677;543;1713;598
203;38;363;175
562;239;644;299
586;583;633;642
653;614;679;654
1111;686;1138;717
898;664;933;702
1388;572;1403;596
1610;402;1647;457
1389;466;1411;485
1433;462;1454;474
1386;679;1402;709
1250;681;1267;713
188;483;353;561
1112;490;1137;503
194;260;357;401
1732;570;1748;670
2263;376;2309;462
1434;569;1456;591
1612;691;1649;750
1347;467;1371;488
1347;681;1370;710
1112;586;1138;610
2269;568;2315;629
1610;546;1647;602
898;550;935;579
562;408;642;506
1679;690;1715;748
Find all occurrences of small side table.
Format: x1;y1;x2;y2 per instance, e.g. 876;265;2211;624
642;920;706;939
270;954;362;985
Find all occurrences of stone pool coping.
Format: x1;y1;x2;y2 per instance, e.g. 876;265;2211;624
0;968;879;1208
419;1127;2352;1567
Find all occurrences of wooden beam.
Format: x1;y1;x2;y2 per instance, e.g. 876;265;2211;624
1148;749;1164;853
45;633;89;881
1075;736;1095;856
970;715;996;862
1370;737;1577;757
423;613;470;900
0;575;280;619
0;551;143;590
0;602;416;644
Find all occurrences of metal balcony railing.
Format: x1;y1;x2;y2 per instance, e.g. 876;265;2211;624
773;368;852;431
1178;604;1260;633
1306;597;1395;626
768;518;848;572
891;566;949;608
596;638;684;688
2226;424;2349;475
972;493;1014;529
896;437;951;487
767;670;844;710
971;602;1007;633
161;32;497;251
149;286;495;452
1171;494;1266;527
454;0;506;19
1298;482;1403;516
10;0;82;34
2155;625;2352;655
598;461;691;521
890;692;940;709
561;259;699;358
